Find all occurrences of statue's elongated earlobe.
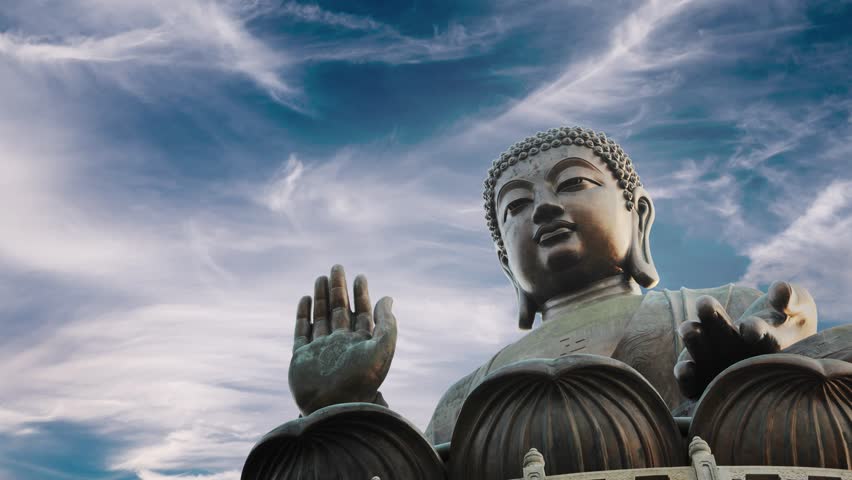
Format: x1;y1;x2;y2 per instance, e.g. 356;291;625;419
627;191;659;288
499;251;537;330
516;285;536;330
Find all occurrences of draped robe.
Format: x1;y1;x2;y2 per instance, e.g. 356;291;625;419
425;283;852;445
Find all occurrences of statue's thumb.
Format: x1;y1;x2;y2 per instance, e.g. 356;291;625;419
767;281;793;315
769;282;817;335
373;297;398;347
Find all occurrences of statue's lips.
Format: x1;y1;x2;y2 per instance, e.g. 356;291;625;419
539;228;574;245
534;221;576;245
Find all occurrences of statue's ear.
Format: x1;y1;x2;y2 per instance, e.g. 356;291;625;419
626;190;659;288
498;250;537;330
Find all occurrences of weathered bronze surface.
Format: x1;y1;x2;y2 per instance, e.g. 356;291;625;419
448;355;683;479
690;354;852;468
512;436;852;480
245;126;849;479
288;265;396;416
241;403;444;480
425;129;820;442
675;281;818;398
285;129;819;431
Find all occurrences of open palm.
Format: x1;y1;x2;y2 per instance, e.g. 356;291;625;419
674;281;817;399
288;265;397;416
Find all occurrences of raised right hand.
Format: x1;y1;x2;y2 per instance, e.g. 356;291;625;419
288;265;398;416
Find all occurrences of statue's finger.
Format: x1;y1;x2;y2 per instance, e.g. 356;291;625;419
355;313;373;335
329;265;351;311
353;275;373;333
294;295;312;352
331;308;350;331
313;275;330;338
739;316;780;354
330;265;351;331
373;296;398;352
696;295;738;342
353;275;372;316
678;320;713;367
673;360;702;399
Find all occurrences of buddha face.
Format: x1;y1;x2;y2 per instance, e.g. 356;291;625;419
495;145;636;305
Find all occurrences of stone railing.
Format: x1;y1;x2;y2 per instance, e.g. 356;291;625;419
513;437;852;480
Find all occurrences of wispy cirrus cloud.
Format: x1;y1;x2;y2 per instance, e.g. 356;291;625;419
728;101;849;171
740;180;852;323
299;22;505;64
466;0;699;138
277;1;510;65
278;2;388;32
2;1;851;479
253;152;486;233
0;0;292;100
651;97;852;240
0;90;516;478
726;102;852;318
138;471;239;480
0;0;513;107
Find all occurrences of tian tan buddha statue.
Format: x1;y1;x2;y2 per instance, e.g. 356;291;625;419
242;126;852;480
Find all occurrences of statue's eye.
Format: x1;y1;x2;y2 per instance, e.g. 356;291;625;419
504;198;531;221
557;177;599;193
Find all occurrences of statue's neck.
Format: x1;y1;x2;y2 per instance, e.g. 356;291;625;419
540;274;641;323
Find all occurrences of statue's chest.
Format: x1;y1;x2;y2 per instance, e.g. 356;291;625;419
487;305;637;374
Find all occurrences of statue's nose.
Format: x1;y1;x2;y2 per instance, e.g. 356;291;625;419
532;195;564;224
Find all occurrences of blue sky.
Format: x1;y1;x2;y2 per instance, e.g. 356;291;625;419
0;0;850;478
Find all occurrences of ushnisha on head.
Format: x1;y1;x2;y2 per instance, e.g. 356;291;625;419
483;126;659;329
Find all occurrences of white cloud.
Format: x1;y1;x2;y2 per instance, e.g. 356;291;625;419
463;0;699;139
728;101;847;170
0;0;512;107
649;98;852;246
0;65;183;286
278;2;387;32
268;1;512;64
1;0;850;478
643;159;705;201
261;155;305;213
292;20;508;65
0;0;292;99
252;148;486;234
0;84;517;477
740;180;852;322
138;469;240;480
0;7;739;479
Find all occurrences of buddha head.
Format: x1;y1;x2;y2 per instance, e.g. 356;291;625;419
483;126;659;329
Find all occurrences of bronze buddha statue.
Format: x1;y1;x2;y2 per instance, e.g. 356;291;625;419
245;126;852;480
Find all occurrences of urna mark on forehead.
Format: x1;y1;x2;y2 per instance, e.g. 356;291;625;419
482;126;642;255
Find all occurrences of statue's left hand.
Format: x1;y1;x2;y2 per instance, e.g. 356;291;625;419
674;281;817;399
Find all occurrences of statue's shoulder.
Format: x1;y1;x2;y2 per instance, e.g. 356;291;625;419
425;367;482;445
686;283;763;303
426;345;512;445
